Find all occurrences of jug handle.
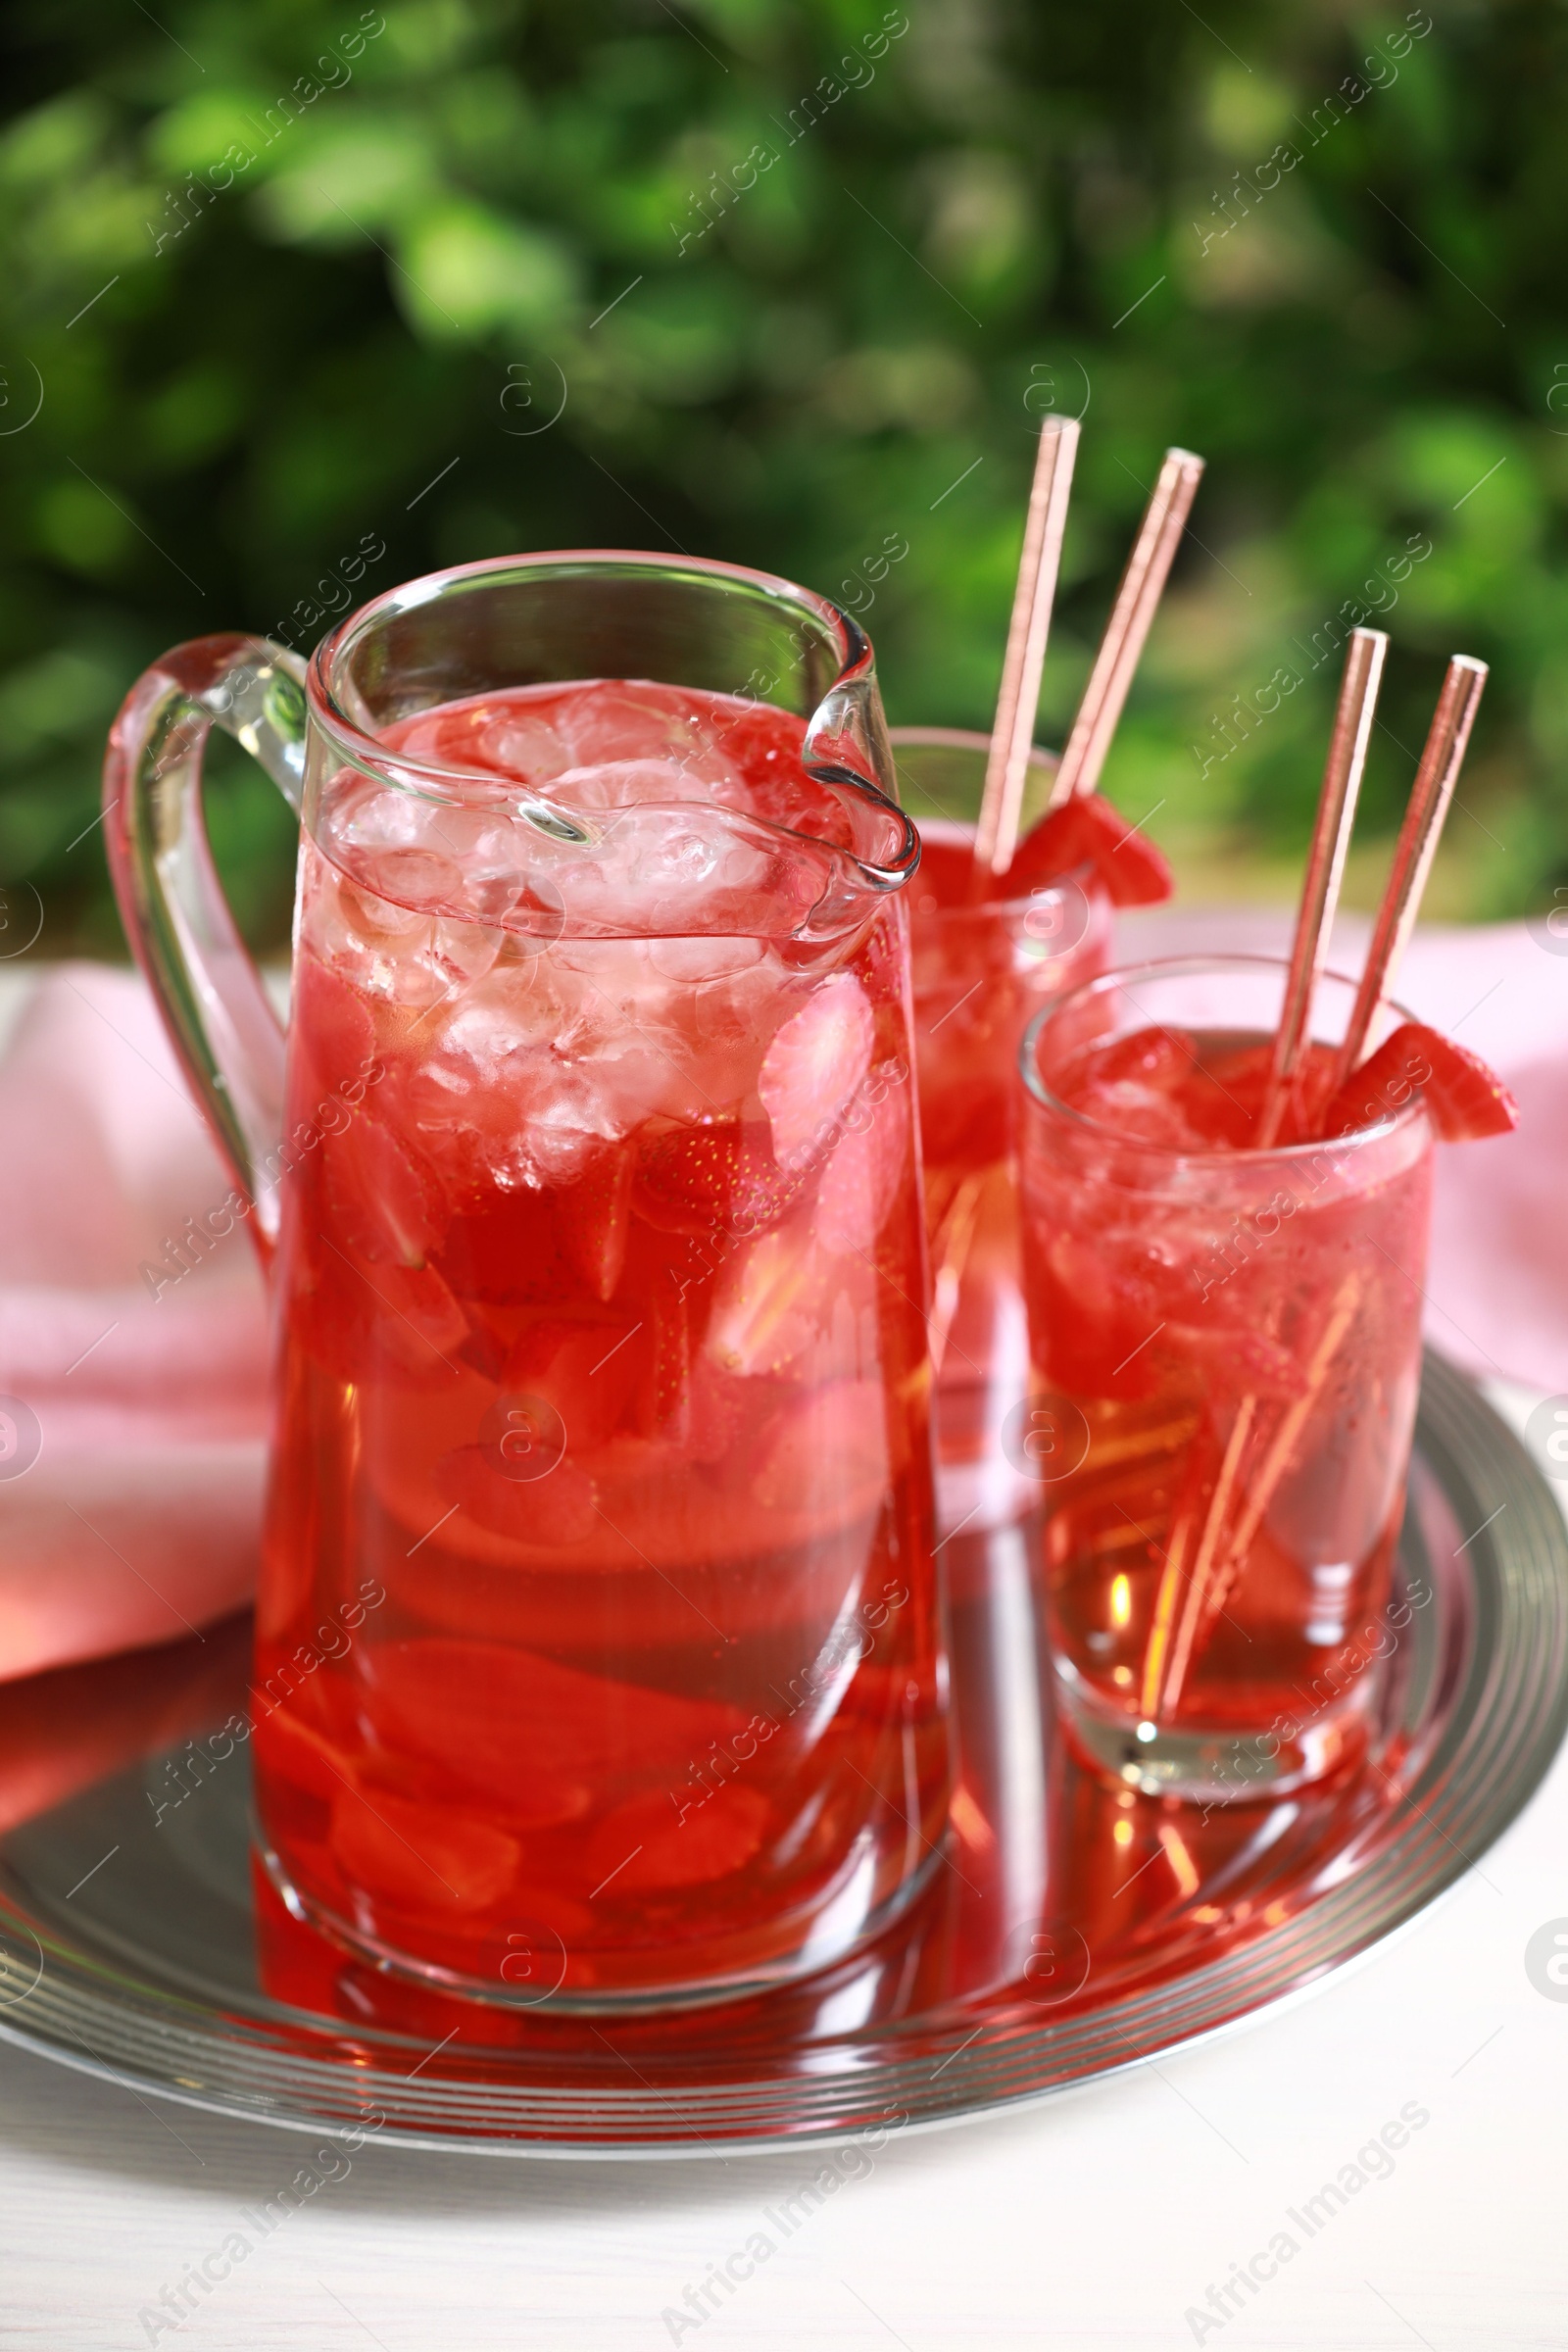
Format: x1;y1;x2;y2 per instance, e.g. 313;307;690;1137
102;633;310;1267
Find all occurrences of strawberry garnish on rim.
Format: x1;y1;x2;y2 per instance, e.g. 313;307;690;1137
1320;1020;1518;1143
1001;791;1172;907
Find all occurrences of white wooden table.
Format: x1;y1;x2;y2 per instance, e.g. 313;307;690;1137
3;1379;1564;2352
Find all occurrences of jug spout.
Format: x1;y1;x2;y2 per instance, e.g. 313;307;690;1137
803;630;900;808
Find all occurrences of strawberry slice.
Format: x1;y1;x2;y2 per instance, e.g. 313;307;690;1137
634;1114;803;1237
758;976;875;1172
585;1783;772;1894
634;1281;691;1440
318;1111;441;1268
707;1219;830;1376
1004;792;1172;906
556;1142;635;1302
817;1083;910;1254
439;1443;598;1546
752;1377;890;1516
251;1697;347;1807
329;1784;518;1912
1320;1021;1518;1143
294;1228;470;1382
362;1636;748;1781
500;1314;641;1447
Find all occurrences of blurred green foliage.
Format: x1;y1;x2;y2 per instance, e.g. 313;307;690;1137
4;0;1568;955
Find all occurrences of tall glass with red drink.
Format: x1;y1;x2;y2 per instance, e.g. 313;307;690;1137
1018;956;1433;1800
894;728;1112;1535
104;554;950;2006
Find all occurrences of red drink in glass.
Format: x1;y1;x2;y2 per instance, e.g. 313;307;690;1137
1018;957;1433;1799
894;730;1111;1534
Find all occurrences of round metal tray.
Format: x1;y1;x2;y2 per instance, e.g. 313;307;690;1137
0;1351;1563;2156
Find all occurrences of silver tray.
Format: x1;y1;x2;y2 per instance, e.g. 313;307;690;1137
0;1351;1563;2156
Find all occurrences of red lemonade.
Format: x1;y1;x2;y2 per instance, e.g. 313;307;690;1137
890;733;1125;1536
253;678;948;2001
894;730;1170;1536
910;821;1109;1521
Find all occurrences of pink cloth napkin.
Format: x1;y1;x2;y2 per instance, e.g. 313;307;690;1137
0;963;268;1685
2;920;1563;1687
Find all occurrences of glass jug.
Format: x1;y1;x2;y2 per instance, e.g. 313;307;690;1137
103;551;951;2009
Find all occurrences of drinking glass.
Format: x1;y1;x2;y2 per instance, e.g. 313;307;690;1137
1017;956;1433;1800
892;728;1112;1534
103;552;951;2007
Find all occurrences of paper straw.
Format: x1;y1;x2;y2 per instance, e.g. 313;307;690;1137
1254;626;1388;1149
1044;447;1205;815
1329;655;1488;1094
971;416;1080;885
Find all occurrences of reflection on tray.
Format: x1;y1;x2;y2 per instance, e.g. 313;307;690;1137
0;1457;1461;2079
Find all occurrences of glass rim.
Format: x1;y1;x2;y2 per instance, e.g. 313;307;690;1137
889;721;1057;777
300;548;920;892
1019;952;1428;1165
888;727;1101;915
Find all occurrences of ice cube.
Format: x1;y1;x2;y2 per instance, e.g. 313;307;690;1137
552;684;756;795
552;941;710;1128
550;758;710;811
398;965;604;1192
359;846;466;913
386;707;493;766
620;810;722;888
474;710;571;782
338;882;427;941
554;684;707;768
423;915;504;998
688;945;790;1102
1075;1078;1207;1152
307;791;509;1006
520;1063;638;1186
331;775;455;858
584;807;785;937
451;955;569;1051
400;949;700;1189
646;939;767;981
331;781;582;950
